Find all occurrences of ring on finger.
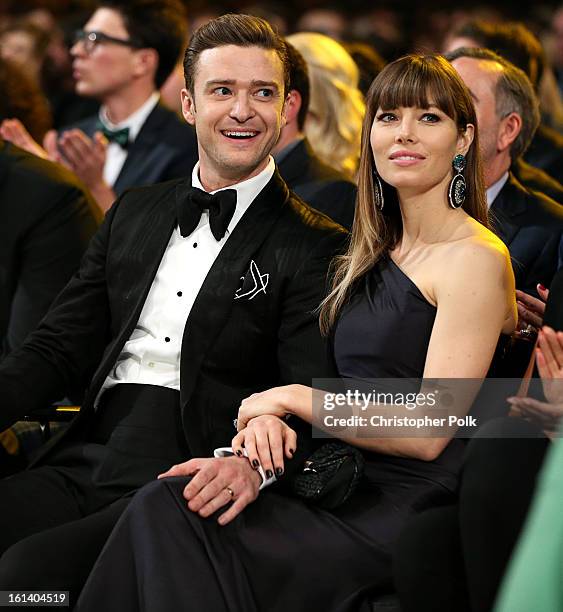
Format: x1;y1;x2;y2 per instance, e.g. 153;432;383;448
226;486;235;499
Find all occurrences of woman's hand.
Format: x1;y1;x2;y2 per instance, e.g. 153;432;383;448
232;415;296;479
236;387;293;431
508;325;563;437
515;284;550;335
536;326;563;404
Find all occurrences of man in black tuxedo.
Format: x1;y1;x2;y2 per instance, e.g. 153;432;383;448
0;14;345;604
448;48;563;295
1;0;198;214
274;42;357;230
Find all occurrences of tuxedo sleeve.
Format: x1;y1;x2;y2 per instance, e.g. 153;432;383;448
276;229;345;478
0;200;119;431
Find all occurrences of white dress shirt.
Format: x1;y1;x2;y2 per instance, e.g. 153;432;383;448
486;171;509;208
99;156;276;396
99;91;160;187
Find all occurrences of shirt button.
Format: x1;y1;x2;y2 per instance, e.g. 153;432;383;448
177;291;183;297
193;242;198;248
165;337;170;342
148;362;155;368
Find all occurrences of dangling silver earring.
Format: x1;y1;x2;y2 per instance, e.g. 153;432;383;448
448;154;467;209
373;170;384;210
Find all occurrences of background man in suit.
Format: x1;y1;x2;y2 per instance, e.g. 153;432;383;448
448;48;563;295
274;41;357;229
444;20;563;190
0;0;198;213
0;14;344;604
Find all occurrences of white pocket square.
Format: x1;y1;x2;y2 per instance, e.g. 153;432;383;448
234;260;269;300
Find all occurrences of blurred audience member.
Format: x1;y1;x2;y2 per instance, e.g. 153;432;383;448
0;0;198;214
0;57;99;356
343;42;385;97
444;20;563;184
287;32;364;180
245;2;288;35
274;42;356;229
552;4;563;95
0;57;51;143
0;20;49;85
447;48;563;294
295;7;347;40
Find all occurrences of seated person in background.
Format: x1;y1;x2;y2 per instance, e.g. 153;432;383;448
0;57;99;475
447;48;563;295
274;41;357;230
444;19;563;187
0;57;100;357
286;31;365;181
74;54;516;612
0;0;198;213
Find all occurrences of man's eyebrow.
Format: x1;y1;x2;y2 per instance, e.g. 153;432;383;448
204;79;280;89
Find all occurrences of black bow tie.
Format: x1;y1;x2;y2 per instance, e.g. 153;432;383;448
177;186;237;241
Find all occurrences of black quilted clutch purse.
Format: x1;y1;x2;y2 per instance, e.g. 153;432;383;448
291;442;365;509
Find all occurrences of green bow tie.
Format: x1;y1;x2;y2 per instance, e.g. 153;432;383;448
96;121;130;148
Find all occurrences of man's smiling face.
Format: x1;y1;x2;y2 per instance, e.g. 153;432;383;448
181;44;287;190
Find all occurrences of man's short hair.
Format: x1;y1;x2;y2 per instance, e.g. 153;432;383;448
285;41;309;131
184;13;290;95
449;20;545;90
445;47;540;160
99;0;188;88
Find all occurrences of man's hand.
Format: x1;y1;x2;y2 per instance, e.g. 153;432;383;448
56;129;108;189
158;456;262;526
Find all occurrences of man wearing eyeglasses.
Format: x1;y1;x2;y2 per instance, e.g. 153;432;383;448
2;0;197;214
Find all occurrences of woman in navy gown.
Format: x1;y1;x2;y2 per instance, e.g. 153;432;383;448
76;54;517;612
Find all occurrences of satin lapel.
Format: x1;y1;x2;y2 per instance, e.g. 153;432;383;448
87;184;179;397
179;171;290;407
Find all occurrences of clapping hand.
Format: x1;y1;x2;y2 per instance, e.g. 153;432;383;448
508;326;563;438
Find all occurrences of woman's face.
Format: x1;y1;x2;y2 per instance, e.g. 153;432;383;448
370;103;473;195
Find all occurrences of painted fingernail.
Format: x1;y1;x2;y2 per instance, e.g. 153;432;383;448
266;469;273;479
252;459;259;468
275;467;284;476
538;283;546;291
235;450;242;457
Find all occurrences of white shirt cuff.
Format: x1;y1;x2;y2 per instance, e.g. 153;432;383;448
213;446;276;490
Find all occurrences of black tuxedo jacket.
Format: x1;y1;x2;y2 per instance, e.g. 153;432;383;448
277;139;357;230
512;158;563;204
524;123;563;185
0;141;99;357
491;173;563;294
0;170;346;472
69;103;198;195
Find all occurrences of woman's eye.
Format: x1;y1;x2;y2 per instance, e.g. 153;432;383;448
376;112;397;122
421;113;440;123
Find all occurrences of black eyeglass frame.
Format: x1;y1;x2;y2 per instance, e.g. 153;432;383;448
73;29;144;53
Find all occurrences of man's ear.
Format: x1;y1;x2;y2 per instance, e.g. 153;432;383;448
132;48;158;80
498;112;522;153
181;88;196;126
283;89;302;126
